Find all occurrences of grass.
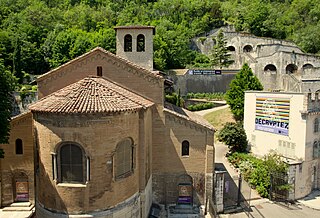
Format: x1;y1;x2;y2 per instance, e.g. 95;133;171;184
203;107;235;132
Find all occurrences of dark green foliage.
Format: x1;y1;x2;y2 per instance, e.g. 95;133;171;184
0;0;224;75
165;92;184;107
217;122;248;153
209;30;233;68
187;102;214;111
226;63;263;121
1;0;320;76
186;92;225;101
0;59;17;157
227;152;289;198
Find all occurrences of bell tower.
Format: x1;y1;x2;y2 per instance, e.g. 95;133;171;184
114;26;155;71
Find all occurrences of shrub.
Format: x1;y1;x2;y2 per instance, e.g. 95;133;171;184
165;92;184;107
187;102;214;111
186;92;225;101
217;122;248;153
227;152;289;198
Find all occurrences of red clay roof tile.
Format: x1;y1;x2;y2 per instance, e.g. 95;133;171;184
29;76;154;114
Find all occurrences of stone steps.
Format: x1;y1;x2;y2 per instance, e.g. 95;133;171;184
2;202;34;211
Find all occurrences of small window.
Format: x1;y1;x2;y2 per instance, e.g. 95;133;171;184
182;140;190;156
314;118;319;133
137;34;145;52
243;45;253;52
124;34;132;52
313;141;318;159
97;66;102;76
115;138;134;179
16;139;23;155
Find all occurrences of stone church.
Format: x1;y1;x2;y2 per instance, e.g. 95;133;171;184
0;26;214;217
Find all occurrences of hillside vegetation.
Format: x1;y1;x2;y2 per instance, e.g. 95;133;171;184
0;0;319;82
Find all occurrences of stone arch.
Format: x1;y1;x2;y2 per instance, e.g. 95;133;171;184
243;45;253;52
285;64;298;74
177;174;193;204
302;63;314;70
12;170;29;202
227;46;236;52
264;64;277;73
124;34;132;52
177;174;193;185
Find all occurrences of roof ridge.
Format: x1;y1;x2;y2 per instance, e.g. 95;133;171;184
37;47;162;82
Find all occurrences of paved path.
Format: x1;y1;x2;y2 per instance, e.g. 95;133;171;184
298;190;320;210
195;104;229;116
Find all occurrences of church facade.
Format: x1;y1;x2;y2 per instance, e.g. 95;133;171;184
0;26;214;217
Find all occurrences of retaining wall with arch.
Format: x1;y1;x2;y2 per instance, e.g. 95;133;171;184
193;27;320;92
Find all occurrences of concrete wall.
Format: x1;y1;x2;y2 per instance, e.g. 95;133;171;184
244;91;320;199
0;112;35;206
244;92;306;159
171;74;236;96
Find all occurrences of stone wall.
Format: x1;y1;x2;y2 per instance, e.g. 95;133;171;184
170;74;236;96
152;109;214;205
37;48;164;105
115;26;154;71
193;27;320;92
36;192;141;218
33;110;150;214
0;112;35;206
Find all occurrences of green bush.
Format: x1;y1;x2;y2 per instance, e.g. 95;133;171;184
217;122;248;153
165;92;184;107
227;152;289;198
186;92;225;101
187;102;214;111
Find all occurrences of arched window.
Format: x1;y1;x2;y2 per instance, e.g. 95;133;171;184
124;34;132;52
227;46;235;52
137;34;145;52
264;64;277;72
182;140;190;156
303;63;313;70
286;64;298;74
314;118;319;133
59;143;85;183
243;45;253;52
313;141;318;158
115;138;134;179
15;139;23;155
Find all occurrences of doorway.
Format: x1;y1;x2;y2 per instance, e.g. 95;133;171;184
14;172;29;202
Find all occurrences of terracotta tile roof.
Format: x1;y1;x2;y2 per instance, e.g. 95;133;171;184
29;76;154;114
163;102;215;131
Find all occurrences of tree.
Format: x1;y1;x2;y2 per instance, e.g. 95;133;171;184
0;59;17;157
209;30;233;68
217;122;248;153
226;63;263;121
